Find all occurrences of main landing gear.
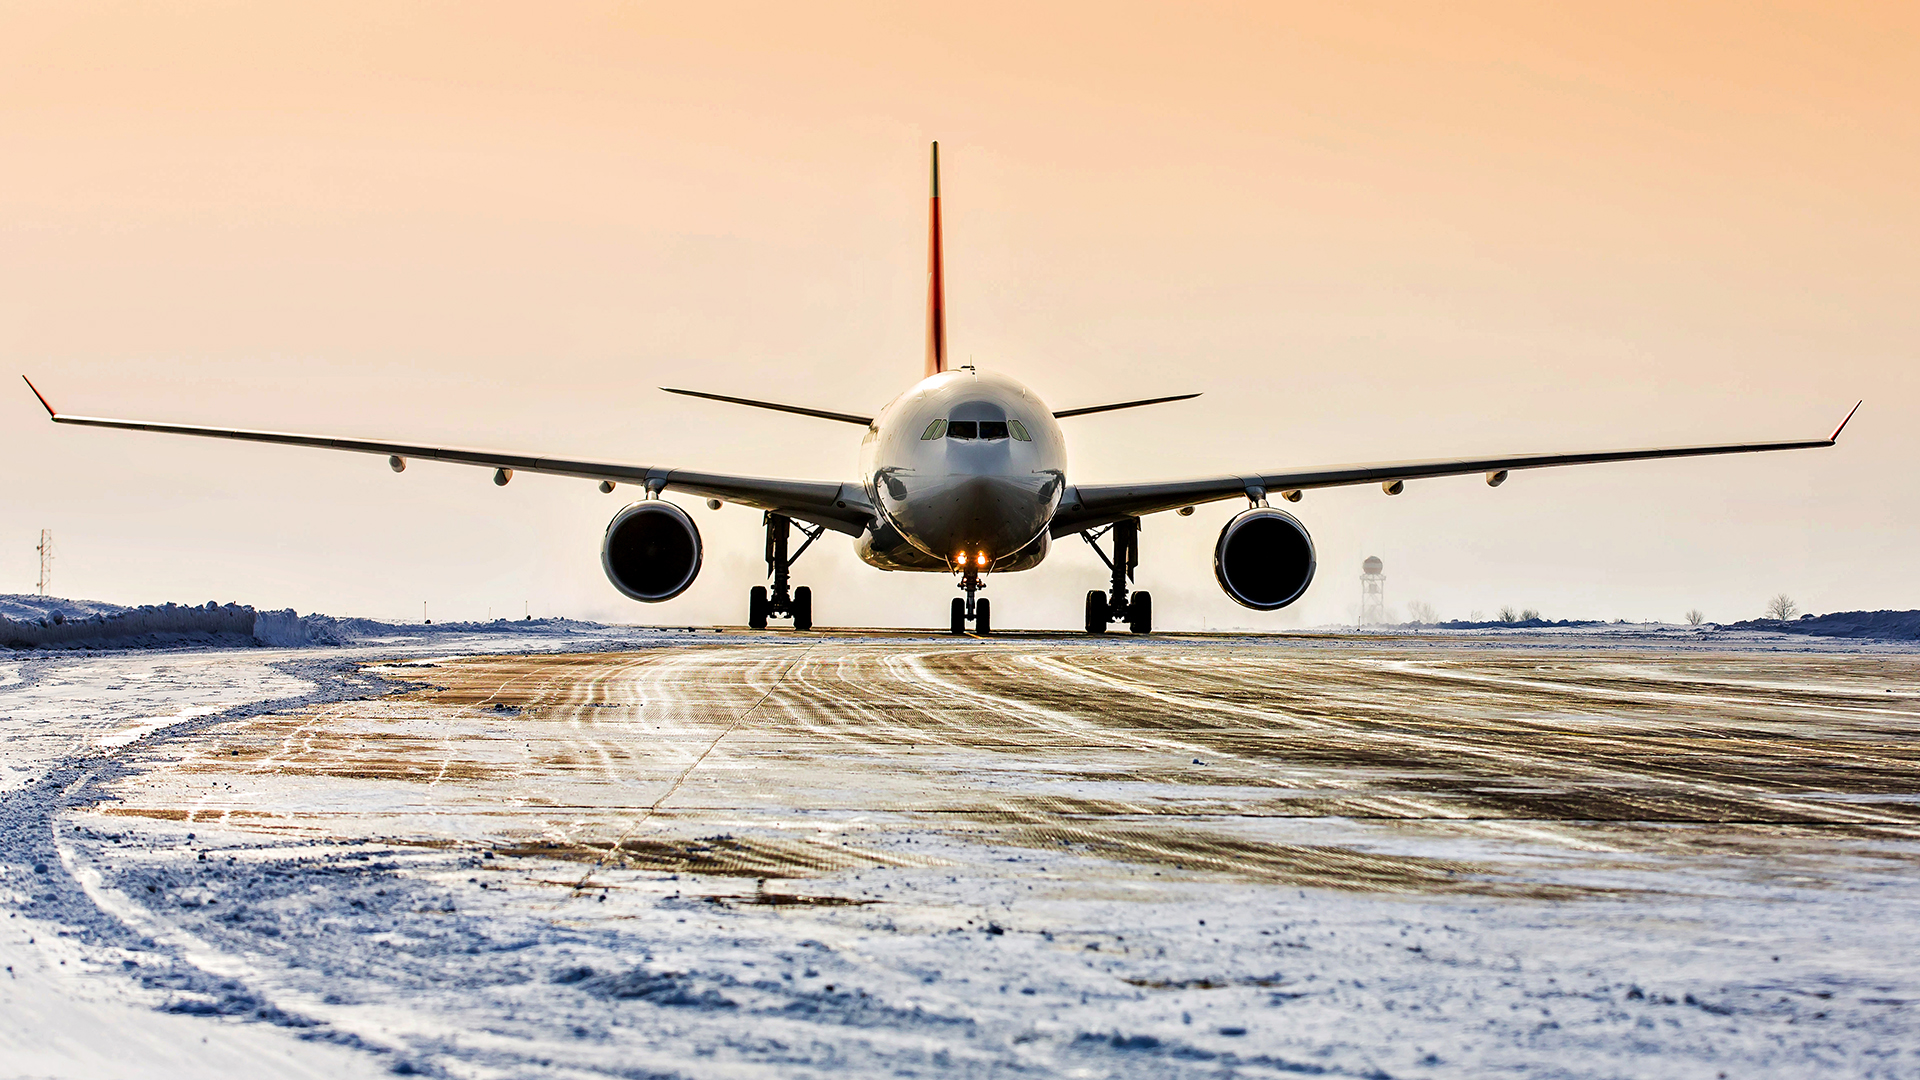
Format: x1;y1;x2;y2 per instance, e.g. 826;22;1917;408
748;512;822;630
1080;516;1151;634
949;566;991;636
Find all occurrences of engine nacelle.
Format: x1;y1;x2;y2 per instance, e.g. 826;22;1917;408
601;501;703;602
1213;507;1317;610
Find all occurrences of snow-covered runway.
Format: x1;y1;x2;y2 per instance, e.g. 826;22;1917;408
5;632;1919;1078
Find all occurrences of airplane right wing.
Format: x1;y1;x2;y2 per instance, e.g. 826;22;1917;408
1050;403;1861;537
24;378;875;535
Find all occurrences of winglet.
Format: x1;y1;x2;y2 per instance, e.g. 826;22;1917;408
22;376;56;418
1829;400;1862;443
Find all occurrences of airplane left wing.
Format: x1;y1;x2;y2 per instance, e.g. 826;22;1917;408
1051;403;1860;537
23;378;874;535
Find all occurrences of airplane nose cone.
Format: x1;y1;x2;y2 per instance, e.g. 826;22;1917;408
950;475;1034;548
898;472;1055;563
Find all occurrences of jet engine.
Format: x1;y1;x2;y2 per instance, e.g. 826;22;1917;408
1213;507;1317;610
601;501;703;602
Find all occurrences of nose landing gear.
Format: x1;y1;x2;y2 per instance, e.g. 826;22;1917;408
949;566;992;635
1080;517;1152;634
748;512;822;630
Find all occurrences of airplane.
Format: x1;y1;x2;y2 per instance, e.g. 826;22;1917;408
24;143;1858;636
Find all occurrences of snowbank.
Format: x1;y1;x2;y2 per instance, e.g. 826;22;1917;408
0;600;256;649
1426;618;1606;630
0;594;620;651
1723;609;1920;640
254;610;605;647
0;594;129;622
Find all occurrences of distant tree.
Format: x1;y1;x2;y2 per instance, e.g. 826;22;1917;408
1406;601;1438;625
1498;605;1518;623
1765;594;1799;621
1684;608;1705;626
1520;608;1540;621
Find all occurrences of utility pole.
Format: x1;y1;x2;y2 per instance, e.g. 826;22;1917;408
35;530;52;596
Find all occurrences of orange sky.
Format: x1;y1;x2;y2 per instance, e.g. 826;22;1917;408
4;1;1916;627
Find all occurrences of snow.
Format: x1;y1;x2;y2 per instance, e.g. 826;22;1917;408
1;629;1918;1077
0;594;130;622
1370;610;1920;642
13;590;1920;653
0;600;256;649
1725;609;1920;640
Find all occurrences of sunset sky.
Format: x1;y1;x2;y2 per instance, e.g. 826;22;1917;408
3;1;1915;628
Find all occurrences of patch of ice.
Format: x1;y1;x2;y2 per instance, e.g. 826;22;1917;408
93;706;224;750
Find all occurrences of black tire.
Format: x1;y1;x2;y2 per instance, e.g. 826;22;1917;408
975;597;991;636
792;585;813;631
1129;590;1152;634
1085;590;1110;634
748;586;769;630
950;597;967;635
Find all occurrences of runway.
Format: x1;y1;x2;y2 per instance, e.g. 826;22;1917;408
7;631;1920;1078
113;637;1920;891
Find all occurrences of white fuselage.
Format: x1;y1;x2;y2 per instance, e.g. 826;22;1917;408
856;368;1067;573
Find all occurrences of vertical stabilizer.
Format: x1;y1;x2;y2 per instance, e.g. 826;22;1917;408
925;142;947;378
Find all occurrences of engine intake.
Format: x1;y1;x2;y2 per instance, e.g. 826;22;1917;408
1213;507;1316;610
601;501;703;602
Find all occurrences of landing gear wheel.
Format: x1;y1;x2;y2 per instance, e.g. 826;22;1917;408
1128;590;1152;634
975;597;991;636
748;586;769;630
1085;590;1110;635
950;597;967;635
792;585;813;631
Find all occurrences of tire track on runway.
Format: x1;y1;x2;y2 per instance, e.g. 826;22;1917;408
565;643;823;894
1034;647;1920;832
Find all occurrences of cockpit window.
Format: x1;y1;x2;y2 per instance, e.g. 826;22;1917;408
942;414;1018;441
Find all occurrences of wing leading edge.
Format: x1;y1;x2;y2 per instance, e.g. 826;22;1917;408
1051;403;1861;537
1052;393;1201;419
659;387;873;426
22;378;874;535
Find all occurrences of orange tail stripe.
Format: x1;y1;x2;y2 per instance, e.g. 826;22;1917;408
925;142;946;378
